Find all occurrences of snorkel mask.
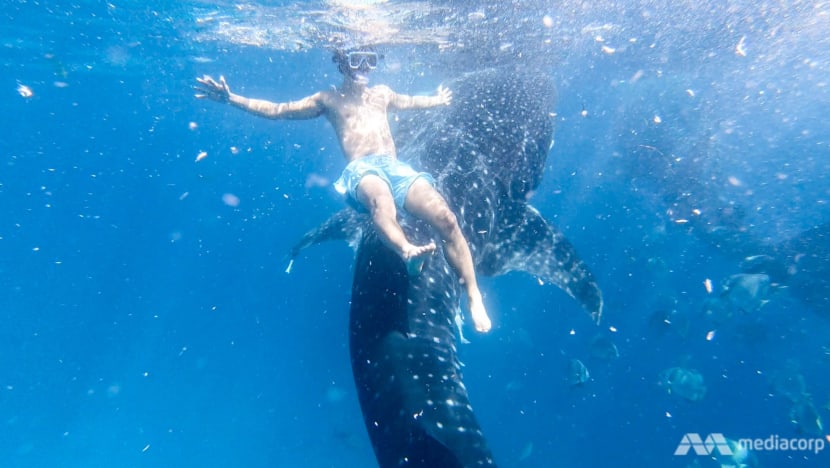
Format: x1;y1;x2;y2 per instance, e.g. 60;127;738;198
333;47;381;82
346;51;378;70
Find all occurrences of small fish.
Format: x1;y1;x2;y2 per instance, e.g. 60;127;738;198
517;442;533;461
702;296;733;325
770;369;807;403
566;359;590;387
659;367;706;401
590;335;619;361
721;273;772;313
790;399;824;436
740;254;790;283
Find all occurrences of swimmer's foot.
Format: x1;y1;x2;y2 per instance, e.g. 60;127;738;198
402;242;436;277
469;293;491;333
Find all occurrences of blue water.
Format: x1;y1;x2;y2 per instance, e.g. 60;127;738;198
3;1;829;467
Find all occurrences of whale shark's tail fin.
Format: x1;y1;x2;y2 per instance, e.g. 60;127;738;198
478;204;603;324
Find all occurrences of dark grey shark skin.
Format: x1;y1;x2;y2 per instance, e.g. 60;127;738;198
291;69;603;467
396;69;603;321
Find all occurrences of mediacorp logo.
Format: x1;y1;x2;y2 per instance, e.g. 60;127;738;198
675;432;827;457
675;433;733;456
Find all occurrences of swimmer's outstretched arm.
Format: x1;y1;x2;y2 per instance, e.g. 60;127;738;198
386;85;453;110
195;74;324;120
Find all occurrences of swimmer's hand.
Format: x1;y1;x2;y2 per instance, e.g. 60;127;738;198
436;85;453;106
194;74;231;103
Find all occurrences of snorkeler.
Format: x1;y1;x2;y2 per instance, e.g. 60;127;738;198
194;48;492;333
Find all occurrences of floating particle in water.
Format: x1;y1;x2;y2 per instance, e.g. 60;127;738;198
106;384;121;397
326;386;347;403
305;172;329;188
735;35;747;57
188;121;198;131
17;83;33;98
222;193;240;207
601;45;616;55
630;69;644;83
195;151;207;162
703;278;713;294
542;15;553;28
649;308;691;338
467;11;486;22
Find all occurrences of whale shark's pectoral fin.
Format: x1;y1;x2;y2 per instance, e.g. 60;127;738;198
479;204;603;323
287;208;370;265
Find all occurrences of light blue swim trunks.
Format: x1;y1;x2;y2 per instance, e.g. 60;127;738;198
334;155;436;211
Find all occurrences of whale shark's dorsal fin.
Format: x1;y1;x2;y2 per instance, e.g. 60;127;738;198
478;204;603;324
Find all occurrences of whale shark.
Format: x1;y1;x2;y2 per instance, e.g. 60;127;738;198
290;68;603;467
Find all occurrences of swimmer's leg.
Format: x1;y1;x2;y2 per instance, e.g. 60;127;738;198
356;174;435;275
404;179;492;332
